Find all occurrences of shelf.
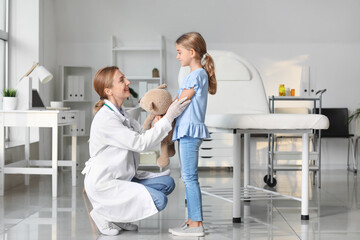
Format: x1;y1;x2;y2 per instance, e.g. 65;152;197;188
60;65;93;169
112;36;165;126
271;164;319;171
123;106;141;110
269;95;321;101
63;134;89;138
112;46;160;51
126;76;160;81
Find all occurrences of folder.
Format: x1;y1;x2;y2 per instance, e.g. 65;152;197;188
73;76;79;101
139;81;147;99
148;83;159;90
78;76;85;101
79;111;86;135
67;76;76;100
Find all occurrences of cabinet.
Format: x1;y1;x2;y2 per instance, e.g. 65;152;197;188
111;36;166;168
199;132;233;167
59;66;93;169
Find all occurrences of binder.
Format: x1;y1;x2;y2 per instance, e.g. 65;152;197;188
67;76;76;100
79;111;86;136
139;81;147;99
75;111;81;136
147;83;159;90
300;66;310;97
73;76;79;101
78;76;85;101
70;111;79;135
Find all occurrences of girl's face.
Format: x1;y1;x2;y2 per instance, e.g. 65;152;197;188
106;70;131;100
176;44;193;67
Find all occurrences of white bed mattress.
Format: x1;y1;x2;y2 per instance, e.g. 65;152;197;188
205;114;329;130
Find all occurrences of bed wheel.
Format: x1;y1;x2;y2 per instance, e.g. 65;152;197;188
264;175;277;188
263;175;270;183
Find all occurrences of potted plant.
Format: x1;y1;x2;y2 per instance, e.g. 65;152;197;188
348;109;360;135
2;88;17;110
123;87;138;107
348;109;360;124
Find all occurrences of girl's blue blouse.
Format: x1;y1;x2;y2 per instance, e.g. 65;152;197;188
172;68;210;141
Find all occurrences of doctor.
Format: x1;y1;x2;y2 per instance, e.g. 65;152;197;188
82;66;190;236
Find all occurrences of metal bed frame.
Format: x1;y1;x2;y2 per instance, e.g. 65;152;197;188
264;89;327;188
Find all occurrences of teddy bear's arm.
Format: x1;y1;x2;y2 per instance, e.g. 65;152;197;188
142;113;156;130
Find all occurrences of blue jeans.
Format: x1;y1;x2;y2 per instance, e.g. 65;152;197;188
179;136;203;221
132;175;175;211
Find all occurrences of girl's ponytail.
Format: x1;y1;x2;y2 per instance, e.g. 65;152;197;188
202;53;217;95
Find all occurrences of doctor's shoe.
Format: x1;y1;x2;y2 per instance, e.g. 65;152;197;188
90;210;119;236
113;222;138;231
170;224;205;237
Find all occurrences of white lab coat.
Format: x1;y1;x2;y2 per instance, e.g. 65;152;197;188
82;100;172;223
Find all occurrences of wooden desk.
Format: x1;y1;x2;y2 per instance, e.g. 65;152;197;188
0;110;77;197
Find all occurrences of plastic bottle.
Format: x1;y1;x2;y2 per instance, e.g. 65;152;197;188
285;88;290;96
279;84;286;96
291;89;295;96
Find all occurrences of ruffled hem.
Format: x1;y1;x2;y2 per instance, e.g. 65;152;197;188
172;123;210;141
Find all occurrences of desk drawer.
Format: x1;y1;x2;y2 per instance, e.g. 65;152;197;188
201;139;233;148
199;156;233;167
67;111;77;122
199;147;233;157
208;132;233;140
58;111;78;124
58;111;68;124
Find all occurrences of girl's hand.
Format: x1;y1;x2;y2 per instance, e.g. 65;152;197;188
152;115;162;127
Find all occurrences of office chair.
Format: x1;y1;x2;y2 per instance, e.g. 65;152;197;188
315;108;356;173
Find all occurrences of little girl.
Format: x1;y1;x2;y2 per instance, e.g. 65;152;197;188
169;32;217;237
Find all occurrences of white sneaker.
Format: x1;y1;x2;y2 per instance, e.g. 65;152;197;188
168;222;187;234
113;222;138;231
170;224;205;237
90;210;119;236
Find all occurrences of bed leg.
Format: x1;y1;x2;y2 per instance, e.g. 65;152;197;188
301;132;310;220
233;130;241;223
244;133;251;202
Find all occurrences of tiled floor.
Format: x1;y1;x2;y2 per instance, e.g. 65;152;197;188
0;167;360;239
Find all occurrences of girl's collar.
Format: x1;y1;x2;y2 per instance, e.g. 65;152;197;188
190;67;203;73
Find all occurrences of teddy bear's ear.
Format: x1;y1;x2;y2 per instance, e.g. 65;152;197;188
157;84;167;89
148;101;154;111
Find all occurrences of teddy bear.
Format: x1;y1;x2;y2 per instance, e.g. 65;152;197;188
139;84;176;168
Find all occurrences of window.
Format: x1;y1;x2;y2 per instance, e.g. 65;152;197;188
0;0;6;31
0;0;8;91
0;40;5;91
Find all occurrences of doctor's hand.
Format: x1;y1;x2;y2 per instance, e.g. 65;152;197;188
164;97;191;123
152;115;162;127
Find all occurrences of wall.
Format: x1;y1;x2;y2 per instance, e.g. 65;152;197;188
49;0;360;169
39;0;57;161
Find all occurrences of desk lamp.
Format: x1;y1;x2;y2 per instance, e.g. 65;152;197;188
16;62;53;110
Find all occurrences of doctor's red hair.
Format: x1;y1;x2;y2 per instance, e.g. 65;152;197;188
93;66;118;114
